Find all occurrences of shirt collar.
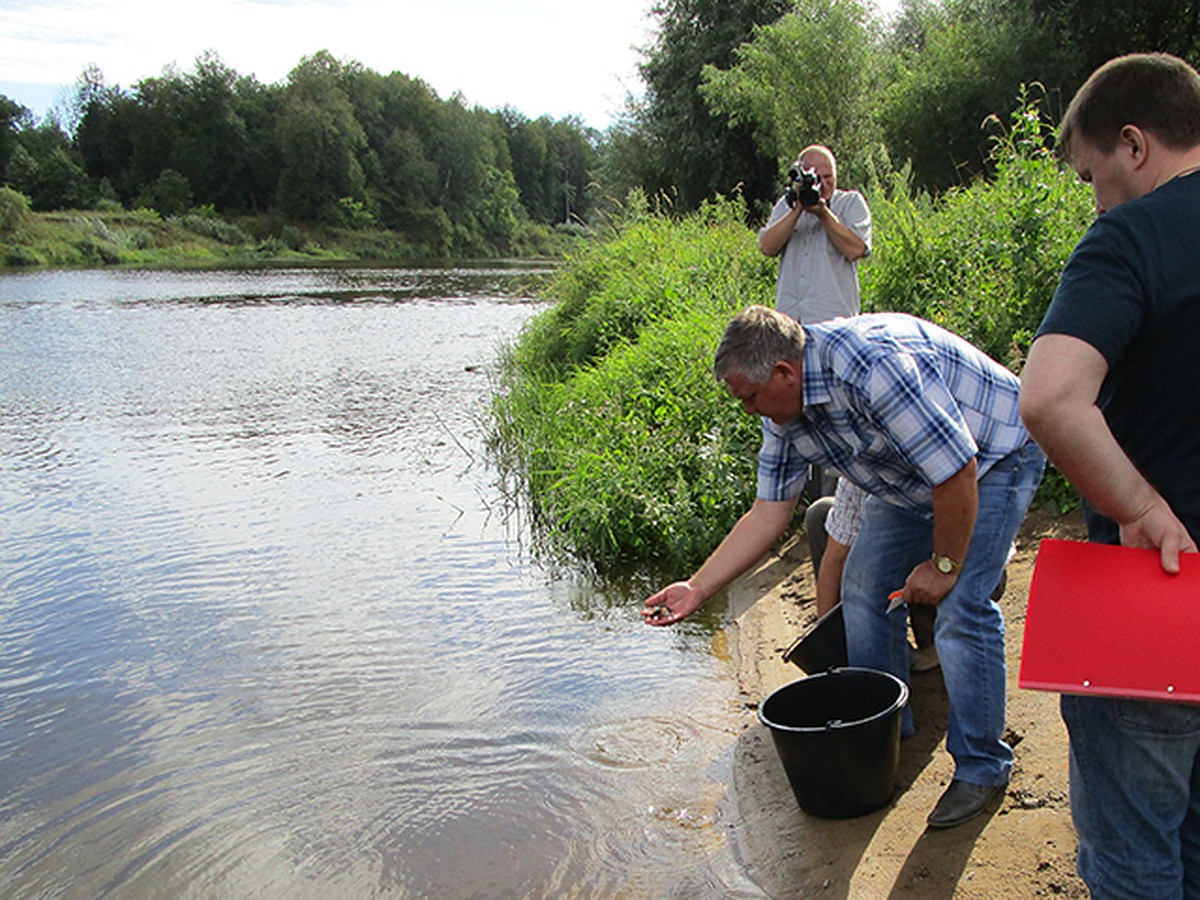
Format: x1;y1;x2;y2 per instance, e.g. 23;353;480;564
800;329;833;410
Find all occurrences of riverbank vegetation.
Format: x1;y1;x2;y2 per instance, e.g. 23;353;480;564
490;98;1093;572
0;188;579;269
1;50;598;266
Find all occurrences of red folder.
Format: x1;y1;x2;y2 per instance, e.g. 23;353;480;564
1019;539;1200;702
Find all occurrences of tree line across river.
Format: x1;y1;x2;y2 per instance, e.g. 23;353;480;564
2;0;1200;261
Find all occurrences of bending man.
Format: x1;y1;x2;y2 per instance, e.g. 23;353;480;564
645;306;1044;828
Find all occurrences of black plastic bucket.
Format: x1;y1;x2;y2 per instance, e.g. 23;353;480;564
782;602;848;673
758;667;909;819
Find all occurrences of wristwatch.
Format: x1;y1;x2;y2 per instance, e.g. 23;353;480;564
932;552;962;575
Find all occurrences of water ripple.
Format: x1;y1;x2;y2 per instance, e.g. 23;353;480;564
0;268;742;898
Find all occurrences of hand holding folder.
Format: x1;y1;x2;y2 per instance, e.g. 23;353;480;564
1020;539;1200;703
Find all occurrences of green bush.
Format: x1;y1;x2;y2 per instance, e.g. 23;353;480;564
490;194;773;572
137;169;194;218
255;236;289;256
0;187;31;234
176;213;251;245
3;244;41;266
861;88;1094;367
280;224;305;251
860;88;1094;510
510;193;777;381
494;308;764;572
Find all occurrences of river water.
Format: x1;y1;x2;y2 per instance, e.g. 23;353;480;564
0;265;758;898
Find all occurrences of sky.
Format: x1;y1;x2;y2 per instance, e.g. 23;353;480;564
0;0;658;128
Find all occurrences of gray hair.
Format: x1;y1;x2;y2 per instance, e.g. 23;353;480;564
713;306;806;384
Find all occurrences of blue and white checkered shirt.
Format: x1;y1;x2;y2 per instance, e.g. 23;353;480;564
757;313;1031;518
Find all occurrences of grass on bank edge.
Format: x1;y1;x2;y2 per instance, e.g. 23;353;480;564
0;202;584;270
489;195;779;575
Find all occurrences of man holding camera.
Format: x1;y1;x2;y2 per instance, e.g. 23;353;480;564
758;144;871;324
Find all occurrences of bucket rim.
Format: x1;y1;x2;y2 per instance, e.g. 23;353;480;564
757;666;910;733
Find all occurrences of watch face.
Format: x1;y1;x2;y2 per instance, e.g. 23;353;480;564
936;556;953;573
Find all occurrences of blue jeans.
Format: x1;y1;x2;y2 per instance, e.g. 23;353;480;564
1063;693;1200;899
840;441;1045;787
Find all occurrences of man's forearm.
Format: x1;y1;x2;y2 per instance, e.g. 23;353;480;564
759;206;802;257
815;537;849;615
689;497;798;599
813;206;867;261
931;459;978;565
1027;395;1162;523
1022;333;1197;570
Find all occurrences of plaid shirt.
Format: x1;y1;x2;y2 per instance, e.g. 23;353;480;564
757;313;1030;517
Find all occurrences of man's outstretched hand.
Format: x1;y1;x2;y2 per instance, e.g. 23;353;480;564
641;582;706;626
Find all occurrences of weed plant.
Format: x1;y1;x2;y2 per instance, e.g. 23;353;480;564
862;88;1095;369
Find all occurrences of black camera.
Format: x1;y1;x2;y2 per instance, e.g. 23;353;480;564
785;167;821;208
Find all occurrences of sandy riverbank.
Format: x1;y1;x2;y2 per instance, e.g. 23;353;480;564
715;507;1089;898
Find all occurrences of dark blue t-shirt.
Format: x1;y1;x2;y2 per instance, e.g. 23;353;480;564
1037;171;1200;544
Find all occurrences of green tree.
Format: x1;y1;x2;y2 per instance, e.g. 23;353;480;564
9;122;93;210
876;0;1068;191
862;88;1094;363
344;68;444;240
427;96;525;252
592;116;660;218
501;110;598;225
1;94;32;184
699;0;881;183
136;167;193;216
1025;0;1200;78
121;54;280;213
73;67;137;202
174;53;247;206
275;52;368;221
633;0;793;213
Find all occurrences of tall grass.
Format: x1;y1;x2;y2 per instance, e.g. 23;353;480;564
489;194;775;572
489;92;1095;572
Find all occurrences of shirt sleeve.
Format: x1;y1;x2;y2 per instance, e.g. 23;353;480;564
1037;216;1144;367
755;419;810;501
825;478;867;545
835;191;872;255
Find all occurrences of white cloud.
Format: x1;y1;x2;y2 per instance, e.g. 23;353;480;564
0;0;654;126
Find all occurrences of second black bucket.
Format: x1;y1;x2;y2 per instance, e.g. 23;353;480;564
758;667;909;819
782;601;848;673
